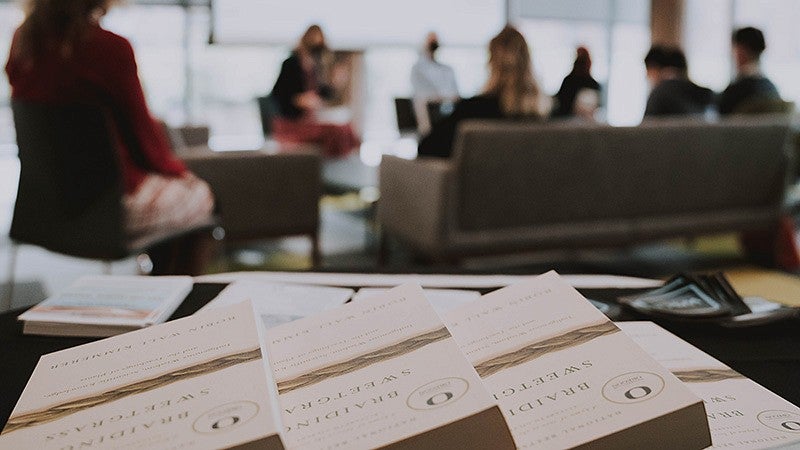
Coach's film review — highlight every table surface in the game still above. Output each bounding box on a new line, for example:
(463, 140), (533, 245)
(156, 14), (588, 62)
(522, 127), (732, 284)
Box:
(2, 283), (799, 430)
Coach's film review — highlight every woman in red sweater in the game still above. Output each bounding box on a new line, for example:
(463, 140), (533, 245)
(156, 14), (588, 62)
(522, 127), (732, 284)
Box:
(5, 0), (214, 235)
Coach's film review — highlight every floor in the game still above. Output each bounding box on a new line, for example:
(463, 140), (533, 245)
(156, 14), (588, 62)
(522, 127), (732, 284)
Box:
(0, 151), (788, 313)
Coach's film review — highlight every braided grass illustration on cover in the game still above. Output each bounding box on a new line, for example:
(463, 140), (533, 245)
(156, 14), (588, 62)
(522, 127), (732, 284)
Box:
(673, 368), (746, 383)
(4, 348), (263, 434)
(474, 321), (620, 378)
(277, 327), (451, 395)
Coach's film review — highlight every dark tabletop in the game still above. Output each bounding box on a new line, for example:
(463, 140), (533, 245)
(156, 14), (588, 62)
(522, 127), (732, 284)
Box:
(1, 283), (798, 429)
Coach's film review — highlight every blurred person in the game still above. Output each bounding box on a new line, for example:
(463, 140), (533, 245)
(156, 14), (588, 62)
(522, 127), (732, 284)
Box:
(411, 31), (459, 134)
(643, 46), (713, 117)
(718, 26), (781, 115)
(270, 24), (360, 158)
(418, 26), (550, 158)
(5, 0), (215, 240)
(552, 46), (601, 119)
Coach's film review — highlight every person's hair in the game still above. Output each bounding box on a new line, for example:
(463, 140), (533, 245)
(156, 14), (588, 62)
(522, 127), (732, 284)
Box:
(297, 24), (327, 53)
(664, 47), (687, 72)
(644, 45), (670, 69)
(483, 26), (543, 117)
(572, 46), (592, 77)
(14, 0), (112, 61)
(733, 26), (766, 58)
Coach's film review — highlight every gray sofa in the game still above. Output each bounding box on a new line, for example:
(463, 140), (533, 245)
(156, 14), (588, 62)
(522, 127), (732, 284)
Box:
(378, 117), (793, 261)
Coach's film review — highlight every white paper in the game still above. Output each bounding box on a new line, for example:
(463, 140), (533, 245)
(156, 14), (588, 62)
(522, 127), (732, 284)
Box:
(196, 271), (661, 289)
(198, 280), (353, 329)
(353, 287), (480, 315)
(18, 275), (192, 327)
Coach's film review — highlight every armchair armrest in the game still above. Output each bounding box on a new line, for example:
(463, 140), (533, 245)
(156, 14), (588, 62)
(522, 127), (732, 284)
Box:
(378, 156), (453, 254)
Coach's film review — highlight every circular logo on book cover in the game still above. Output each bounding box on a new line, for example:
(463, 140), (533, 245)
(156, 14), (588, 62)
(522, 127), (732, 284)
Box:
(193, 401), (260, 434)
(407, 377), (469, 410)
(602, 372), (665, 404)
(757, 410), (800, 433)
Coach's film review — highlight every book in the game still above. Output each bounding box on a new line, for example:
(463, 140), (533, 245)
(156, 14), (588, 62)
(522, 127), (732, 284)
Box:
(18, 275), (193, 337)
(198, 280), (354, 329)
(619, 321), (800, 449)
(352, 287), (480, 316)
(442, 271), (712, 449)
(266, 283), (515, 449)
(1, 301), (285, 449)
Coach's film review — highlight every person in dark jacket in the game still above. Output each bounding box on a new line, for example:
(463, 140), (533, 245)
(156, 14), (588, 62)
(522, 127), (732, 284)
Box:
(270, 25), (359, 157)
(717, 27), (781, 115)
(643, 46), (714, 118)
(417, 26), (549, 158)
(553, 46), (601, 119)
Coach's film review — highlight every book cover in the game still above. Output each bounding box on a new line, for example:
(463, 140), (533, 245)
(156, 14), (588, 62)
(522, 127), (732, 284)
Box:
(2, 301), (285, 450)
(443, 271), (712, 449)
(18, 275), (193, 337)
(198, 280), (353, 329)
(266, 283), (515, 449)
(619, 321), (800, 449)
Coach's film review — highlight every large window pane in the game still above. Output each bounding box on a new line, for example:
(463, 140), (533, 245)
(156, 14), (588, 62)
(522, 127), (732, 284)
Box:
(684, 0), (732, 92)
(0, 3), (24, 150)
(607, 23), (650, 126)
(735, 0), (800, 104)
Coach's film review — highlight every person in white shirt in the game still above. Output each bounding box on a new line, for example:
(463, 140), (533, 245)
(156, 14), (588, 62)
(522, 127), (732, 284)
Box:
(411, 32), (459, 134)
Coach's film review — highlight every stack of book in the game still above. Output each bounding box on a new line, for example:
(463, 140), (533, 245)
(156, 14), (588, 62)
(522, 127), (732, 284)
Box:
(620, 321), (800, 449)
(3, 301), (285, 449)
(4, 271), (798, 449)
(17, 275), (193, 337)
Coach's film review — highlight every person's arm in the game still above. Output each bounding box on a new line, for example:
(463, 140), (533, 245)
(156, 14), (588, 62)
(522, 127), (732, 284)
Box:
(101, 35), (186, 176)
(717, 83), (737, 115)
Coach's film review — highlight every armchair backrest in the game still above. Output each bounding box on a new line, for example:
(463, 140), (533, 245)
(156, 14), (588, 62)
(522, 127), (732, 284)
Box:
(10, 100), (127, 258)
(450, 119), (790, 232)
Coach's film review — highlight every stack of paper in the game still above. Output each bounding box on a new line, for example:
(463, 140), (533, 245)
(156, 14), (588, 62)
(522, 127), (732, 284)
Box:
(2, 301), (286, 449)
(199, 280), (353, 329)
(443, 271), (712, 449)
(266, 283), (515, 449)
(619, 321), (800, 449)
(18, 276), (193, 337)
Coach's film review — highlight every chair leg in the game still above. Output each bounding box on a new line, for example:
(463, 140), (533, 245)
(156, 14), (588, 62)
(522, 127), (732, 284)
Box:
(3, 243), (18, 311)
(310, 233), (321, 268)
(102, 261), (112, 275)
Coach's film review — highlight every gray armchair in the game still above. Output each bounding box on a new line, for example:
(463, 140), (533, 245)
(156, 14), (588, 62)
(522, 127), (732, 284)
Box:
(184, 150), (322, 266)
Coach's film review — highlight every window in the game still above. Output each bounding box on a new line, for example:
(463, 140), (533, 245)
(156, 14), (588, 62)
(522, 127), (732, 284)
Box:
(735, 0), (800, 104)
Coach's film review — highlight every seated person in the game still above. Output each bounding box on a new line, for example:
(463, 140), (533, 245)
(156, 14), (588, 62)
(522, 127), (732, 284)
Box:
(418, 26), (550, 158)
(411, 31), (459, 134)
(718, 26), (781, 115)
(552, 46), (601, 119)
(5, 0), (214, 237)
(270, 25), (360, 158)
(643, 46), (713, 117)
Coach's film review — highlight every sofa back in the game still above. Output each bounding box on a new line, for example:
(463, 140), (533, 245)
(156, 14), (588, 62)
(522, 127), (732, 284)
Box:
(451, 118), (791, 232)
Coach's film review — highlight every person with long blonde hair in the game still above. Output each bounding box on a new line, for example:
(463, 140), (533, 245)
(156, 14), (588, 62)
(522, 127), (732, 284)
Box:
(6, 0), (215, 271)
(418, 26), (549, 157)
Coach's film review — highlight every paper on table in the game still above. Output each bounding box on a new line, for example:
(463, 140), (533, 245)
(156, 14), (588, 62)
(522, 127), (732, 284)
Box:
(353, 287), (480, 315)
(442, 271), (710, 449)
(619, 321), (800, 450)
(18, 275), (193, 327)
(266, 283), (515, 450)
(198, 280), (353, 329)
(196, 271), (662, 289)
(2, 301), (286, 449)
